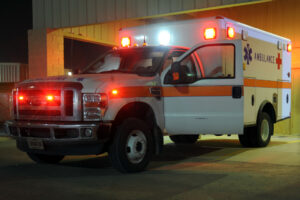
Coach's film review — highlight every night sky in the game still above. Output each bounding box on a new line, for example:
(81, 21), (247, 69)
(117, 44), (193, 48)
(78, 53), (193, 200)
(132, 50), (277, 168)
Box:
(0, 0), (108, 69)
(0, 0), (32, 63)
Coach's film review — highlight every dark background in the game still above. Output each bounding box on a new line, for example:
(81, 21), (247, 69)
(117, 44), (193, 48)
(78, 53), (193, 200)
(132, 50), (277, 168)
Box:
(0, 0), (111, 70)
(64, 39), (112, 71)
(0, 0), (32, 63)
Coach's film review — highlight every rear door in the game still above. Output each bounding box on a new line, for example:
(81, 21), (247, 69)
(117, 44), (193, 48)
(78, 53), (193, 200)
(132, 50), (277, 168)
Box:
(161, 40), (244, 135)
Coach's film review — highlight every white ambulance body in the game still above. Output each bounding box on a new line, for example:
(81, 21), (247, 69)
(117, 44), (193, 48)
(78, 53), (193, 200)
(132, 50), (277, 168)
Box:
(120, 16), (291, 135)
(6, 16), (291, 172)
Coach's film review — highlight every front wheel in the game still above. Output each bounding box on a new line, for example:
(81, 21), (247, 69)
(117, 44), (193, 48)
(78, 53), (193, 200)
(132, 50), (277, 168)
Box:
(27, 153), (64, 164)
(109, 118), (153, 173)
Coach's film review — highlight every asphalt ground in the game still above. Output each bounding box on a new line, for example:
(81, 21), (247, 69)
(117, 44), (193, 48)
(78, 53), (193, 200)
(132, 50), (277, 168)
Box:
(0, 131), (300, 200)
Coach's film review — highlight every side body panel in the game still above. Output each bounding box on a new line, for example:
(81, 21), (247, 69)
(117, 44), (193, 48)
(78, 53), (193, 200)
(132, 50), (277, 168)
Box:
(162, 40), (244, 135)
(231, 20), (292, 126)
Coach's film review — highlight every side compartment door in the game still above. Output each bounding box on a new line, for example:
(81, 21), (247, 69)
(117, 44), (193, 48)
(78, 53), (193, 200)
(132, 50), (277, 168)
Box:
(162, 40), (244, 135)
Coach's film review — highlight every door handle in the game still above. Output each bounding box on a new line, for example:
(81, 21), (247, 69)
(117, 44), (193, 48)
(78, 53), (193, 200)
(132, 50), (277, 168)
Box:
(232, 86), (242, 99)
(150, 87), (161, 99)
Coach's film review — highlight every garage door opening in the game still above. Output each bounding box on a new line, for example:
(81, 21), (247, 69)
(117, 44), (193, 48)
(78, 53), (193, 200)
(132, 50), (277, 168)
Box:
(64, 38), (112, 73)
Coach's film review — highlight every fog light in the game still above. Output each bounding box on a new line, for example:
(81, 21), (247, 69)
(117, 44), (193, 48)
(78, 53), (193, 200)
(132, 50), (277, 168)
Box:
(84, 128), (93, 137)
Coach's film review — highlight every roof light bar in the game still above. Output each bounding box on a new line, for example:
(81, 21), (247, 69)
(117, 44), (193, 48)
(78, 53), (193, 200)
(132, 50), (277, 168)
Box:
(158, 30), (170, 45)
(227, 27), (235, 39)
(121, 37), (131, 47)
(204, 28), (216, 40)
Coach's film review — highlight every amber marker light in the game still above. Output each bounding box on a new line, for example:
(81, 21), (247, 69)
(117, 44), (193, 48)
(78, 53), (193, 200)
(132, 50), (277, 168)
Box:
(121, 37), (131, 47)
(287, 43), (292, 52)
(112, 89), (118, 95)
(227, 27), (235, 39)
(204, 28), (216, 40)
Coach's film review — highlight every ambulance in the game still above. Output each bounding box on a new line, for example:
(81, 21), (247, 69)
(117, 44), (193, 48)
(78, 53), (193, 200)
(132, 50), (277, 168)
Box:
(5, 16), (291, 173)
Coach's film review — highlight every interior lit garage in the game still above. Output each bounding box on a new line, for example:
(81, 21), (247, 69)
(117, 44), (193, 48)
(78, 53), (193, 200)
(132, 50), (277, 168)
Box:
(29, 0), (300, 135)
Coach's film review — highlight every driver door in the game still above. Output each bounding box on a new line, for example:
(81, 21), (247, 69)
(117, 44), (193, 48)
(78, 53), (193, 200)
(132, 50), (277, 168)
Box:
(161, 40), (244, 135)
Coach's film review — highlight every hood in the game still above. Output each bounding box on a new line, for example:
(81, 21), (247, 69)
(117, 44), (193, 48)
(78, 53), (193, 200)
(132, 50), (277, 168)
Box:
(19, 73), (158, 93)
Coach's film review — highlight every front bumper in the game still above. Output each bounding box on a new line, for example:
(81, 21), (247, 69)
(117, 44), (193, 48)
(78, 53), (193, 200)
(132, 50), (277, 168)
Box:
(5, 120), (112, 155)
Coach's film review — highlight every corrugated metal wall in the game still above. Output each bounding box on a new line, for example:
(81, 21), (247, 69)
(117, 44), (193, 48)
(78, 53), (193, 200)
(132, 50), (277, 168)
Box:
(32, 0), (263, 29)
(0, 63), (28, 83)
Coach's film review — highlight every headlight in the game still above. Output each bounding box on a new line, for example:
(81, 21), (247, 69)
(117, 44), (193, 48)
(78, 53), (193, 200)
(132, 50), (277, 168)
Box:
(83, 93), (108, 121)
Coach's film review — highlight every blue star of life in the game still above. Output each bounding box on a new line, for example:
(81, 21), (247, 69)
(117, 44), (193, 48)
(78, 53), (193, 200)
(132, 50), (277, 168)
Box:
(76, 77), (85, 81)
(244, 43), (252, 65)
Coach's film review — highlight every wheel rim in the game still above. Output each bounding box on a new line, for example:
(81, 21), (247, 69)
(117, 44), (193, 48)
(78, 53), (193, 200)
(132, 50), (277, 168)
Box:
(261, 119), (270, 142)
(126, 130), (147, 164)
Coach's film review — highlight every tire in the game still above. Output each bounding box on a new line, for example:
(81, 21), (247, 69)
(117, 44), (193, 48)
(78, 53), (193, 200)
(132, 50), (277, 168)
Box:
(169, 135), (199, 144)
(239, 127), (255, 147)
(109, 118), (153, 173)
(253, 112), (273, 147)
(27, 153), (64, 164)
(239, 112), (273, 148)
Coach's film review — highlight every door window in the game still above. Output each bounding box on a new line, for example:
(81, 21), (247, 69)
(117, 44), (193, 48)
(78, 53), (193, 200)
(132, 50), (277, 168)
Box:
(163, 53), (199, 84)
(161, 50), (186, 72)
(194, 45), (235, 78)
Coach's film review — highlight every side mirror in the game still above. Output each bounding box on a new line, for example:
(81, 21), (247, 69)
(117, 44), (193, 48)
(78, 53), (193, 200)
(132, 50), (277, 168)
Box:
(168, 62), (196, 84)
(170, 62), (181, 84)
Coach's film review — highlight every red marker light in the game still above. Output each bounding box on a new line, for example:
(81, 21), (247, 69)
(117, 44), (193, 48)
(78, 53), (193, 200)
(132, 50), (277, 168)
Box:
(121, 37), (131, 47)
(204, 28), (216, 40)
(46, 95), (54, 101)
(287, 43), (292, 52)
(18, 96), (24, 101)
(227, 27), (235, 39)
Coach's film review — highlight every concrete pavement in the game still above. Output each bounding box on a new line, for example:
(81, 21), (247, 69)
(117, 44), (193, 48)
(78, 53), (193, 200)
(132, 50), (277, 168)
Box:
(0, 134), (300, 200)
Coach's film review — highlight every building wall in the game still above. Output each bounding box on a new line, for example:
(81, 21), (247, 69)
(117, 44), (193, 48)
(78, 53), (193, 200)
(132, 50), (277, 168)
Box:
(28, 29), (48, 78)
(47, 29), (65, 76)
(0, 92), (12, 122)
(0, 63), (28, 123)
(28, 20), (146, 78)
(32, 0), (265, 29)
(0, 84), (14, 122)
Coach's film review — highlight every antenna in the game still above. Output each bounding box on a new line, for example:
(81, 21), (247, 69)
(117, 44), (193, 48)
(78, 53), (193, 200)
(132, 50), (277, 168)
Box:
(142, 20), (147, 46)
(143, 35), (147, 46)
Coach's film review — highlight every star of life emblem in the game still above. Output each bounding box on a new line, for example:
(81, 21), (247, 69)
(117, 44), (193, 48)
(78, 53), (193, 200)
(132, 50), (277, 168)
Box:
(244, 43), (252, 65)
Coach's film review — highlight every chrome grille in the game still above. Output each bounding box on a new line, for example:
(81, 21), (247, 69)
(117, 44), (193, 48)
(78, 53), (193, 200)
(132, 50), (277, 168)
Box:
(14, 82), (83, 121)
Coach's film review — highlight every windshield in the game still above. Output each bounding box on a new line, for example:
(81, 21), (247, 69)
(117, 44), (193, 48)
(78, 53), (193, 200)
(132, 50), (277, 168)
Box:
(82, 47), (170, 76)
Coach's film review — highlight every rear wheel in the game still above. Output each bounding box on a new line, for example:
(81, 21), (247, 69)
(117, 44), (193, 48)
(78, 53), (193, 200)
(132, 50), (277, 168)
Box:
(169, 135), (199, 144)
(239, 127), (255, 147)
(239, 112), (273, 147)
(254, 112), (273, 147)
(27, 153), (64, 164)
(109, 118), (153, 173)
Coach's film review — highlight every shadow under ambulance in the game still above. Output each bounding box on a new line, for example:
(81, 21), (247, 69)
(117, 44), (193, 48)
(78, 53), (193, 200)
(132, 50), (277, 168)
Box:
(58, 137), (289, 171)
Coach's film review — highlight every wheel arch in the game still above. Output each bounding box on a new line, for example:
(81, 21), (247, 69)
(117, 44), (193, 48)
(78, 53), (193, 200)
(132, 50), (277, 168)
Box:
(257, 100), (276, 124)
(111, 101), (163, 154)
